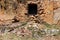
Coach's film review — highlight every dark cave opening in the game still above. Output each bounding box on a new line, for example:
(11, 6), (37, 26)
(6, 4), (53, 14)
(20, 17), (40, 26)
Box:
(28, 4), (37, 15)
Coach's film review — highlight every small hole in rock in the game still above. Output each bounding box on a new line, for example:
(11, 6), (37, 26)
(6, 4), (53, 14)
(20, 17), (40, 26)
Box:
(28, 3), (37, 15)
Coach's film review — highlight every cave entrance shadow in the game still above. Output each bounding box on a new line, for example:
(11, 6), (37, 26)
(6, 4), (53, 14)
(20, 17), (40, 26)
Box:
(28, 4), (37, 15)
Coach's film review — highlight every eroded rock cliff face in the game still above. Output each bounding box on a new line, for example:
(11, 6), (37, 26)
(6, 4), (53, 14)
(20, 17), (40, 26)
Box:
(0, 0), (60, 25)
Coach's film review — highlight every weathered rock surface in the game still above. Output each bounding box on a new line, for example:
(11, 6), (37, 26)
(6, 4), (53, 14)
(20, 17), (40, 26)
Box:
(0, 0), (60, 26)
(54, 8), (60, 24)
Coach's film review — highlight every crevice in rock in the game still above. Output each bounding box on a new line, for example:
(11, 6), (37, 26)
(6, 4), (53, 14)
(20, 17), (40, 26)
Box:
(12, 16), (19, 23)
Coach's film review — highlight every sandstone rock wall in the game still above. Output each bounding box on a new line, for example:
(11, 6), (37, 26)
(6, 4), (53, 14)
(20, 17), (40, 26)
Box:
(0, 0), (60, 24)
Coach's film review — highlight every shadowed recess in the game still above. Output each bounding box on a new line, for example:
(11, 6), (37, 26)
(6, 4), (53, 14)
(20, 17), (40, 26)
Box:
(28, 4), (37, 15)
